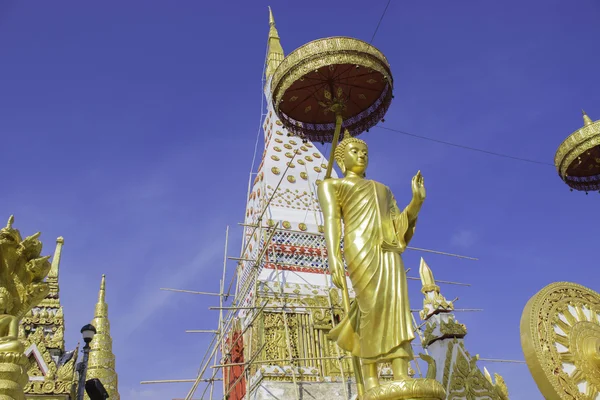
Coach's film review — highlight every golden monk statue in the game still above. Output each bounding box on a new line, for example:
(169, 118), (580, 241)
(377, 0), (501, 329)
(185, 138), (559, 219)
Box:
(318, 131), (445, 399)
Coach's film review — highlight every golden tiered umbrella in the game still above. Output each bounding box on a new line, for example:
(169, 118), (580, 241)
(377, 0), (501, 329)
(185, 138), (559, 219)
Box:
(271, 36), (393, 179)
(271, 36), (394, 397)
(555, 111), (600, 194)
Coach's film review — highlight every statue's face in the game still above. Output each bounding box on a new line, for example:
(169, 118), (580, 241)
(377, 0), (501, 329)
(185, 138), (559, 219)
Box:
(343, 142), (368, 175)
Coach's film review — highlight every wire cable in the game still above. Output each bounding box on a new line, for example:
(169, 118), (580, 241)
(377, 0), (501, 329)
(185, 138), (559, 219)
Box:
(375, 125), (554, 166)
(371, 0), (392, 43)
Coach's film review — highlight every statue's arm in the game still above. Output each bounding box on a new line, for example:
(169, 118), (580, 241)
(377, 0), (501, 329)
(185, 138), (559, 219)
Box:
(391, 192), (422, 247)
(403, 196), (424, 225)
(317, 180), (343, 268)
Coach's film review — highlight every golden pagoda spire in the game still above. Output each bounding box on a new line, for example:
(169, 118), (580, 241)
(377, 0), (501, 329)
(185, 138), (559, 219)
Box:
(419, 258), (454, 320)
(266, 6), (285, 79)
(85, 275), (120, 400)
(582, 110), (593, 126)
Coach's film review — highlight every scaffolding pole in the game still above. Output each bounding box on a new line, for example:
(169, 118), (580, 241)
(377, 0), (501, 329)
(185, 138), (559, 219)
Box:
(306, 169), (352, 399)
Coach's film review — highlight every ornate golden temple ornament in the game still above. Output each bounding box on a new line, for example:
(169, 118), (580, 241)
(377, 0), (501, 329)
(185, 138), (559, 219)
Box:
(419, 258), (454, 321)
(521, 281), (600, 399)
(555, 111), (600, 193)
(0, 216), (53, 399)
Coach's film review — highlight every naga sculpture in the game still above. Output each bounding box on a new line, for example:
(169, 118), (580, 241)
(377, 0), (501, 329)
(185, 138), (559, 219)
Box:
(0, 216), (52, 399)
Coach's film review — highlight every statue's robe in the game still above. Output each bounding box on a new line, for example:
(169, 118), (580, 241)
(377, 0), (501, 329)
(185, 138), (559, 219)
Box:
(326, 178), (416, 364)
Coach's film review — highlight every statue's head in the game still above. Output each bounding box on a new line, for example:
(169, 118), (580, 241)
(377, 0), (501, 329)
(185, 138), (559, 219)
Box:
(0, 287), (14, 314)
(334, 130), (368, 177)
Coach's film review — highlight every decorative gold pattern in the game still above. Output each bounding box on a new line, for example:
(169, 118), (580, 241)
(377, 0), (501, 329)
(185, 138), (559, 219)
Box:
(447, 344), (504, 399)
(440, 318), (468, 338)
(363, 378), (446, 400)
(521, 281), (600, 400)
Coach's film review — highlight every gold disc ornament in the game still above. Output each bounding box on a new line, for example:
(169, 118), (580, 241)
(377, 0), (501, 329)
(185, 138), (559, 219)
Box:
(521, 282), (600, 399)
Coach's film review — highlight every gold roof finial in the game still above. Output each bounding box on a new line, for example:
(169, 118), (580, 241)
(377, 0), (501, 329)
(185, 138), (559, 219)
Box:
(98, 274), (106, 304)
(582, 110), (593, 126)
(48, 237), (64, 281)
(87, 274), (120, 399)
(419, 257), (439, 294)
(268, 6), (275, 25)
(265, 7), (285, 79)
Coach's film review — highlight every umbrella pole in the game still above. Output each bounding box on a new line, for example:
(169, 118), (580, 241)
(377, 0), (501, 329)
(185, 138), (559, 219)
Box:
(324, 112), (343, 180)
(324, 110), (366, 398)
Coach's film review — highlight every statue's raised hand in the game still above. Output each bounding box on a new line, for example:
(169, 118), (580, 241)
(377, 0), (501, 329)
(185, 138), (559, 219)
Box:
(411, 170), (426, 202)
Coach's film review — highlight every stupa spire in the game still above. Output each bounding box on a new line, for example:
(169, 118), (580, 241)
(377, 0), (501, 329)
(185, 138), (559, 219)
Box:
(265, 6), (285, 79)
(85, 275), (119, 400)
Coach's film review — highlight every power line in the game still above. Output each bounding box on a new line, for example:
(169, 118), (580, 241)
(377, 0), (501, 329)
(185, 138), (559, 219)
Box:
(371, 0), (392, 43)
(375, 125), (554, 166)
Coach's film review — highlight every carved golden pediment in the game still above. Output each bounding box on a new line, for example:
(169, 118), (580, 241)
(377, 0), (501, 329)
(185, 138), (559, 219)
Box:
(445, 342), (509, 400)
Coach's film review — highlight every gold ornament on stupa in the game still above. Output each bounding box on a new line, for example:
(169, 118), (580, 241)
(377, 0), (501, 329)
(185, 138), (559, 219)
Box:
(521, 281), (600, 399)
(555, 110), (600, 193)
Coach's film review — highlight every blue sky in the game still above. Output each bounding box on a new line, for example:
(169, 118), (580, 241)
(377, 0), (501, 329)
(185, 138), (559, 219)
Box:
(1, 1), (599, 399)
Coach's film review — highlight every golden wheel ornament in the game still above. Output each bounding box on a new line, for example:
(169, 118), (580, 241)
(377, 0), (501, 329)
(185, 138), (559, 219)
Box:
(521, 282), (600, 399)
